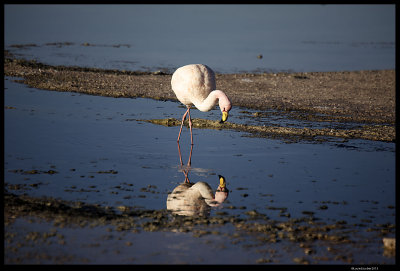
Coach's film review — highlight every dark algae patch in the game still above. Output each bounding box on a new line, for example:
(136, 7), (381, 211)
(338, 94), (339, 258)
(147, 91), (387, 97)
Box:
(4, 192), (395, 264)
(138, 118), (394, 142)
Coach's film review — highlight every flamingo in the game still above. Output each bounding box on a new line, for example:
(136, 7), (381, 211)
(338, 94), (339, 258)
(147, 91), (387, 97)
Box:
(177, 141), (193, 183)
(171, 64), (232, 145)
(166, 175), (229, 216)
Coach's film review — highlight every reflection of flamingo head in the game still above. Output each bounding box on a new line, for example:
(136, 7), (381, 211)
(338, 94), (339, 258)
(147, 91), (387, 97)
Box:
(218, 175), (226, 189)
(215, 175), (229, 203)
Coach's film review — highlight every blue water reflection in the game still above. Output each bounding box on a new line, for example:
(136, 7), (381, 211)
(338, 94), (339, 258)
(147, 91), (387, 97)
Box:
(4, 77), (395, 224)
(4, 76), (395, 264)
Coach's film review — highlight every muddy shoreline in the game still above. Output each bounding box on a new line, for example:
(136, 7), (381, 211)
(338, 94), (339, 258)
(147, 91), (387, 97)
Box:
(4, 191), (395, 264)
(4, 54), (395, 124)
(137, 118), (394, 143)
(4, 52), (395, 142)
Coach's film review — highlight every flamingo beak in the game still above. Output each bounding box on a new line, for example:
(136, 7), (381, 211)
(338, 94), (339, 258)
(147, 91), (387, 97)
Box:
(220, 111), (228, 123)
(218, 175), (226, 189)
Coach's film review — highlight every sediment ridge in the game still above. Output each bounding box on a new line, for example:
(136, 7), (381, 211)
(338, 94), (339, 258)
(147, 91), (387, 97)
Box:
(4, 52), (395, 142)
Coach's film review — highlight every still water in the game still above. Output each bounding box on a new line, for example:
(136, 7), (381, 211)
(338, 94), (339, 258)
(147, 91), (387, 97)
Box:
(3, 4), (396, 264)
(4, 77), (395, 264)
(4, 4), (395, 73)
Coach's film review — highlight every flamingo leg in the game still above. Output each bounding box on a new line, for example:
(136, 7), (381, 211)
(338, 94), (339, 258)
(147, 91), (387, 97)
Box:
(183, 167), (190, 183)
(177, 108), (190, 143)
(178, 142), (193, 183)
(177, 141), (184, 167)
(187, 143), (193, 166)
(177, 141), (194, 183)
(187, 107), (194, 145)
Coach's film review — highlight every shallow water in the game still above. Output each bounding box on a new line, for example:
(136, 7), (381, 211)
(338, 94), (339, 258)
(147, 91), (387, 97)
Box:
(4, 77), (395, 264)
(4, 5), (395, 73)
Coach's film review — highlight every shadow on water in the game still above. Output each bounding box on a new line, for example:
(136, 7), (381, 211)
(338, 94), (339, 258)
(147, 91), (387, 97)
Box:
(4, 77), (395, 264)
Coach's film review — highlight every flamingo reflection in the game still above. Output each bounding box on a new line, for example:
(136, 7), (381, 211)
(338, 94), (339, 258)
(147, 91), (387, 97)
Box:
(167, 143), (229, 216)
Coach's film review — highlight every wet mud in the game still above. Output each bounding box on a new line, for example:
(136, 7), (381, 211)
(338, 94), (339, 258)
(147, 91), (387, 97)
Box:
(138, 118), (394, 143)
(4, 191), (395, 264)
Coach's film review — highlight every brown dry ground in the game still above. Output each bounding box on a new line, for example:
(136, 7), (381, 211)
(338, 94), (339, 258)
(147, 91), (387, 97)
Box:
(4, 53), (396, 142)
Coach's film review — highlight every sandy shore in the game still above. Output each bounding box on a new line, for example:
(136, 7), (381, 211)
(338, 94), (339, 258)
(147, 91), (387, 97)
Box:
(4, 52), (395, 142)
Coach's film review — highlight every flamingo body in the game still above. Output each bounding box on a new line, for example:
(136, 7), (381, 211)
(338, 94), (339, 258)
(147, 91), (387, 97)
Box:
(171, 64), (232, 144)
(167, 180), (228, 216)
(171, 64), (217, 110)
(166, 182), (214, 216)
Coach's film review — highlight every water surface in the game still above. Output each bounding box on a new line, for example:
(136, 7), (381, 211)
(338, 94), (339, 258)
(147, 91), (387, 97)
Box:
(4, 77), (395, 264)
(4, 4), (395, 73)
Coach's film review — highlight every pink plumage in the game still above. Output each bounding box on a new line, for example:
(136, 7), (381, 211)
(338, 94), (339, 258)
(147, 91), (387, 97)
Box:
(171, 64), (232, 145)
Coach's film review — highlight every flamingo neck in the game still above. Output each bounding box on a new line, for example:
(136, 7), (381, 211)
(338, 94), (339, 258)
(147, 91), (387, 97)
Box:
(191, 182), (214, 200)
(193, 90), (228, 112)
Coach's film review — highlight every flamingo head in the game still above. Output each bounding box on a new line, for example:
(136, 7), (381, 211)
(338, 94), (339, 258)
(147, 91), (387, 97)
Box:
(215, 175), (229, 203)
(218, 175), (226, 188)
(219, 101), (232, 123)
(214, 89), (231, 123)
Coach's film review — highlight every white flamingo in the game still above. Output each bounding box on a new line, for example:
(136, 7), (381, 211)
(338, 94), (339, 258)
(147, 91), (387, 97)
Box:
(171, 64), (232, 145)
(166, 175), (229, 216)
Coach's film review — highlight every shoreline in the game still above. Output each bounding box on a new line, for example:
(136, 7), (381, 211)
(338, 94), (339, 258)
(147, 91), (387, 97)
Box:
(4, 54), (396, 264)
(4, 53), (395, 142)
(4, 190), (395, 264)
